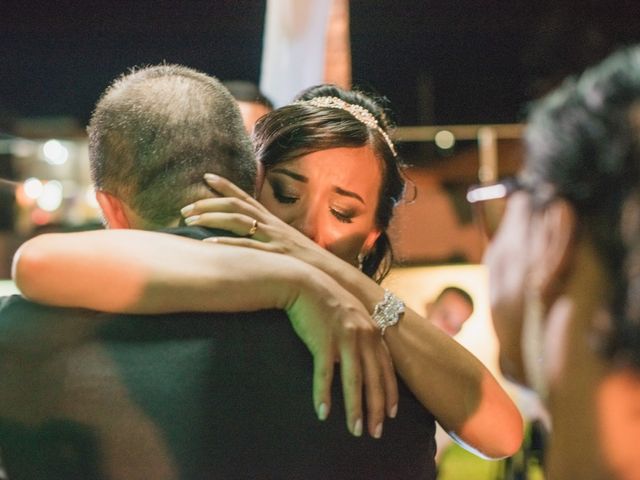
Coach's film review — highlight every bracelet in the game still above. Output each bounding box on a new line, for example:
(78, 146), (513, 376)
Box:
(372, 289), (405, 336)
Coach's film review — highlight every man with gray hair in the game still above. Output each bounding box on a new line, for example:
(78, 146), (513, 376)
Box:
(89, 65), (257, 228)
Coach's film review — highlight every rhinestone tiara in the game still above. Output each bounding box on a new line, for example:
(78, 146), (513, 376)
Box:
(295, 96), (397, 157)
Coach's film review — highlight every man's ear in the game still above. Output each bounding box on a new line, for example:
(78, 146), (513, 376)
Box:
(95, 191), (131, 229)
(530, 198), (578, 300)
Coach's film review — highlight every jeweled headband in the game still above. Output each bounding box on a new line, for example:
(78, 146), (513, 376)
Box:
(295, 96), (398, 157)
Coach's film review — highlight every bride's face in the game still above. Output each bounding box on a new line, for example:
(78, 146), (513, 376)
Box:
(258, 146), (382, 266)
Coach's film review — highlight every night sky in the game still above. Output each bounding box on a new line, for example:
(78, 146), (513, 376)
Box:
(1, 0), (640, 129)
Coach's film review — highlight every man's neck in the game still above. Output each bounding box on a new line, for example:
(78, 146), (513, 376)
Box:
(129, 218), (181, 230)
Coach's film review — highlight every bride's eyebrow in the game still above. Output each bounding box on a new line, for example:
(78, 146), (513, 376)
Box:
(334, 186), (365, 205)
(270, 167), (308, 183)
(270, 167), (365, 204)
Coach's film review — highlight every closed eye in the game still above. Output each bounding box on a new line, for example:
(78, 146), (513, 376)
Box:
(331, 207), (354, 223)
(274, 190), (298, 204)
(270, 180), (299, 204)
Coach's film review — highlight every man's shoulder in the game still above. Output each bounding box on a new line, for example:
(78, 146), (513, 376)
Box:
(0, 294), (100, 354)
(0, 293), (290, 348)
(0, 294), (88, 319)
(98, 308), (291, 344)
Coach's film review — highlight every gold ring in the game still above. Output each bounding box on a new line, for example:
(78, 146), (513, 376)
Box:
(247, 219), (258, 237)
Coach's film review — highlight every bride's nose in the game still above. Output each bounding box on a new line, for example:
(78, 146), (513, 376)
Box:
(292, 210), (325, 247)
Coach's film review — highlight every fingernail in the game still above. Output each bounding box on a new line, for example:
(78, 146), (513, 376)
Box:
(204, 173), (219, 182)
(180, 204), (194, 216)
(353, 418), (363, 437)
(317, 403), (328, 421)
(374, 422), (383, 439)
(184, 215), (200, 225)
(203, 238), (218, 243)
(390, 404), (398, 419)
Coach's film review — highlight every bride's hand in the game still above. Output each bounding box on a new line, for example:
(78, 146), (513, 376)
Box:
(181, 173), (329, 267)
(181, 174), (399, 437)
(289, 275), (399, 438)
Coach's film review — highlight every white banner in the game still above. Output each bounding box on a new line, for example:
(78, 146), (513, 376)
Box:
(260, 0), (332, 107)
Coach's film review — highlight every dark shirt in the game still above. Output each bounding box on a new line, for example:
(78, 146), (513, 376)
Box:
(0, 227), (436, 479)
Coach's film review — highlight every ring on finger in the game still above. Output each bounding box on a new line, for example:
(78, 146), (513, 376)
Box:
(247, 219), (259, 237)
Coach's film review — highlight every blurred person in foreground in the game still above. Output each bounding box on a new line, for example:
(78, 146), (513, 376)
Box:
(470, 45), (640, 479)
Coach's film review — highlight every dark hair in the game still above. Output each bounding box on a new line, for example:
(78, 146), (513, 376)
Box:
(89, 65), (256, 228)
(253, 84), (405, 282)
(523, 45), (640, 367)
(224, 80), (274, 110)
(435, 286), (474, 312)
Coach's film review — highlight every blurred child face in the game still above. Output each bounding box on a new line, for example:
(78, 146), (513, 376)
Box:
(429, 291), (474, 336)
(259, 146), (382, 266)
